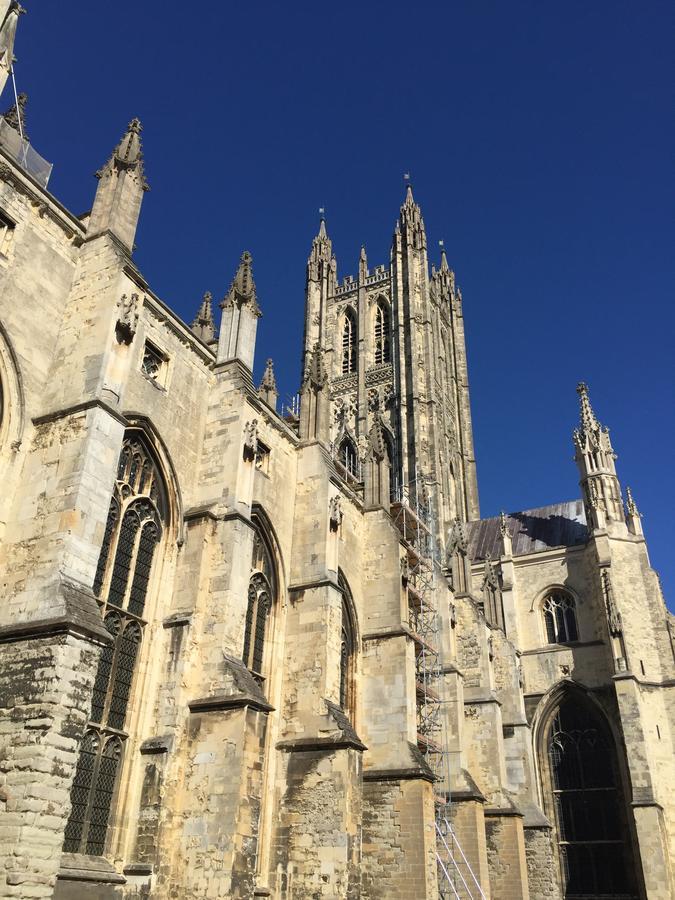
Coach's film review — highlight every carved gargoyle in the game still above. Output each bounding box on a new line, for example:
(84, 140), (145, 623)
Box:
(243, 419), (259, 462)
(116, 292), (141, 344)
(329, 495), (343, 532)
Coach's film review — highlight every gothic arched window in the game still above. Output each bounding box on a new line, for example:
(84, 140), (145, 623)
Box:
(338, 571), (356, 717)
(338, 436), (358, 478)
(341, 308), (357, 374)
(64, 433), (166, 856)
(544, 693), (637, 898)
(543, 591), (579, 644)
(374, 300), (391, 365)
(242, 525), (277, 679)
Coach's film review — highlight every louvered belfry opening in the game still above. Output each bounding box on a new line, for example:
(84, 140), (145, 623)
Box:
(547, 695), (638, 899)
(63, 433), (166, 856)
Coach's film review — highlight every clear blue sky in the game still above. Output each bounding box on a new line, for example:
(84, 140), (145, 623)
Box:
(7, 2), (674, 605)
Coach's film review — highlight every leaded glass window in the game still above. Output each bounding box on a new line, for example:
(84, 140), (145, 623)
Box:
(342, 309), (357, 374)
(338, 572), (356, 716)
(374, 300), (391, 365)
(543, 592), (579, 644)
(64, 431), (166, 857)
(242, 525), (276, 678)
(546, 696), (637, 898)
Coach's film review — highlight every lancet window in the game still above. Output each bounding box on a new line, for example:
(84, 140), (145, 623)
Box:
(374, 300), (391, 365)
(341, 308), (357, 374)
(543, 591), (578, 644)
(242, 524), (277, 678)
(338, 436), (358, 479)
(338, 571), (356, 716)
(63, 433), (166, 856)
(545, 694), (637, 898)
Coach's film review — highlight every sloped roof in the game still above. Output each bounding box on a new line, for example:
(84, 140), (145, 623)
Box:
(467, 500), (588, 561)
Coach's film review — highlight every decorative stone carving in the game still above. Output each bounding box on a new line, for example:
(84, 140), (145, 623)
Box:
(601, 570), (622, 637)
(329, 495), (343, 532)
(116, 292), (141, 344)
(243, 419), (258, 462)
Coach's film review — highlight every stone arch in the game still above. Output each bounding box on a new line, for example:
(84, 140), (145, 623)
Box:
(0, 319), (25, 457)
(532, 681), (641, 899)
(338, 568), (359, 722)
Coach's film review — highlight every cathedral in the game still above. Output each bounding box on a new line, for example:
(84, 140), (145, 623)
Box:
(0, 5), (673, 899)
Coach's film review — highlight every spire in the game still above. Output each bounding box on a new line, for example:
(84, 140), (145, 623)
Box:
(0, 2), (23, 100)
(576, 382), (601, 439)
(87, 118), (149, 252)
(258, 358), (278, 410)
(222, 251), (261, 316)
(216, 251), (261, 370)
(572, 382), (623, 530)
(430, 240), (456, 303)
(308, 211), (334, 278)
(190, 291), (215, 343)
(397, 180), (426, 250)
(2, 90), (26, 139)
(95, 118), (148, 190)
(624, 486), (643, 536)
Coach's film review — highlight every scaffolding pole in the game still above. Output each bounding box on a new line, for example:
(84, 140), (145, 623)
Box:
(391, 472), (485, 900)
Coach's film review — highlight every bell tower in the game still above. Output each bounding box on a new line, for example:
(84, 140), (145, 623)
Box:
(299, 186), (479, 534)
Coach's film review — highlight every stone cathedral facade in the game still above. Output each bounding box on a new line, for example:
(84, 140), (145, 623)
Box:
(0, 9), (674, 900)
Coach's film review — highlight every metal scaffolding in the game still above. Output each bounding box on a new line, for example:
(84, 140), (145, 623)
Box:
(391, 473), (486, 900)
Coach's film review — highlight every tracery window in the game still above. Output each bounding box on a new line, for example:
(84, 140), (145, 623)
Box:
(543, 591), (578, 644)
(546, 695), (637, 898)
(242, 525), (277, 678)
(338, 436), (358, 479)
(374, 300), (391, 365)
(341, 308), (357, 374)
(338, 571), (356, 716)
(63, 433), (166, 856)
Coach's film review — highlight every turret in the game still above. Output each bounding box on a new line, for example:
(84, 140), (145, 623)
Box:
(0, 2), (22, 100)
(573, 382), (625, 530)
(217, 251), (261, 372)
(87, 118), (149, 253)
(302, 214), (336, 378)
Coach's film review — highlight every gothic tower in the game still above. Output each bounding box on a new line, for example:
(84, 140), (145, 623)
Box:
(300, 185), (479, 534)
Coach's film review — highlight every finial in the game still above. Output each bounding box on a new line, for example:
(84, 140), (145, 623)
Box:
(190, 291), (215, 342)
(261, 358), (277, 391)
(439, 240), (449, 272)
(499, 511), (508, 537)
(625, 487), (640, 518)
(96, 117), (148, 190)
(222, 251), (261, 316)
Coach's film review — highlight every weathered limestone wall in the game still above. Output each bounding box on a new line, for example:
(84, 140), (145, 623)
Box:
(361, 778), (436, 900)
(0, 634), (102, 898)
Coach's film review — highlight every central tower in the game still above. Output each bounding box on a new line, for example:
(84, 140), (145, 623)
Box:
(300, 186), (479, 535)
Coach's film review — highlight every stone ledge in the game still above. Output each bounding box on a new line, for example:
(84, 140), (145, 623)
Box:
(162, 611), (192, 628)
(32, 397), (129, 428)
(363, 767), (435, 784)
(123, 863), (152, 876)
(0, 579), (111, 647)
(59, 854), (125, 884)
(140, 735), (172, 755)
(189, 691), (274, 714)
(276, 735), (366, 753)
(288, 577), (338, 594)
